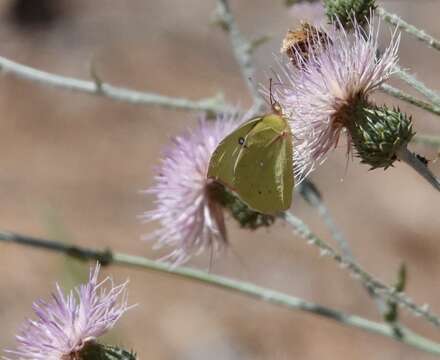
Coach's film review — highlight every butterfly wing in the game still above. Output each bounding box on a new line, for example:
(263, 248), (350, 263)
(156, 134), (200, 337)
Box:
(207, 117), (262, 190)
(234, 114), (294, 214)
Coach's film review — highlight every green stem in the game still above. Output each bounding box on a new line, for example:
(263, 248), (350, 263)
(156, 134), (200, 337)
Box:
(380, 84), (440, 117)
(1, 231), (440, 355)
(377, 7), (440, 52)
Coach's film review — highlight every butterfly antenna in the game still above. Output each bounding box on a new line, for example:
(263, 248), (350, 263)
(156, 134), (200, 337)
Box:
(269, 78), (274, 106)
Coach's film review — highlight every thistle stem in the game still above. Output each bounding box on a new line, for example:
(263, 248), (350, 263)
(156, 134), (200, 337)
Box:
(1, 230), (440, 355)
(396, 146), (440, 191)
(0, 55), (232, 114)
(377, 7), (440, 52)
(299, 181), (353, 258)
(282, 212), (440, 328)
(215, 0), (265, 113)
(394, 65), (440, 106)
(380, 84), (440, 117)
(298, 181), (386, 312)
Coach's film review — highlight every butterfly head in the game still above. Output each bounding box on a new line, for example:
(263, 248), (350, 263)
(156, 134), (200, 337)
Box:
(269, 78), (284, 117)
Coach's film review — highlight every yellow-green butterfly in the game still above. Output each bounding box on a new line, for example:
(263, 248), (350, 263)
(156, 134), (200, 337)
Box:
(208, 101), (294, 215)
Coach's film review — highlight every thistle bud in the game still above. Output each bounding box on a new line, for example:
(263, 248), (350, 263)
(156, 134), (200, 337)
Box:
(323, 0), (377, 28)
(348, 105), (414, 169)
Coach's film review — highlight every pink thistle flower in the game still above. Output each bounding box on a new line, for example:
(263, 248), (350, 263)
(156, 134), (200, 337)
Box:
(274, 16), (400, 181)
(4, 263), (130, 360)
(141, 114), (240, 265)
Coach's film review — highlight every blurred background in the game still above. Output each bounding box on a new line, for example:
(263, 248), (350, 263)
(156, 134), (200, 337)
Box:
(0, 0), (440, 358)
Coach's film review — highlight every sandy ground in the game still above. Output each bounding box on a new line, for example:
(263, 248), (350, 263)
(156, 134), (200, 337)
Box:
(0, 0), (440, 359)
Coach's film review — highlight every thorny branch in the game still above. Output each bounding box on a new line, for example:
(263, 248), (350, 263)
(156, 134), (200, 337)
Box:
(283, 212), (440, 330)
(215, 0), (265, 113)
(1, 230), (440, 356)
(0, 55), (233, 114)
(380, 83), (440, 117)
(394, 65), (440, 106)
(298, 181), (386, 314)
(378, 7), (440, 52)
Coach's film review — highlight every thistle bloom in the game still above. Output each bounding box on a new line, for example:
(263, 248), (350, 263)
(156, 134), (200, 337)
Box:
(4, 263), (130, 360)
(274, 16), (400, 180)
(141, 114), (240, 265)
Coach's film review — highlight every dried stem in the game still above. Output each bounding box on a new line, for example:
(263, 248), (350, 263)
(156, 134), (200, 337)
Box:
(283, 212), (440, 329)
(377, 7), (440, 52)
(1, 230), (440, 355)
(0, 55), (233, 114)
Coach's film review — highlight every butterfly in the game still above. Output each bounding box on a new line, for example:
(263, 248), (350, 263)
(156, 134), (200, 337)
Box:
(208, 97), (294, 215)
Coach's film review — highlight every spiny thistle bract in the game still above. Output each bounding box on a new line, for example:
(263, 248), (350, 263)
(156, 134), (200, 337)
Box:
(349, 106), (415, 169)
(324, 0), (377, 28)
(79, 343), (137, 360)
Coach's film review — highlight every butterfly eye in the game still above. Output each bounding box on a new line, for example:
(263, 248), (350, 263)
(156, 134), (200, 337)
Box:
(238, 137), (245, 145)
